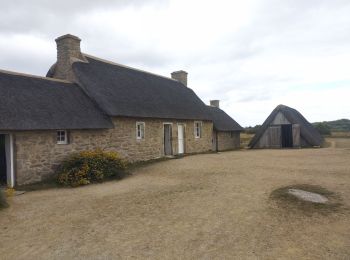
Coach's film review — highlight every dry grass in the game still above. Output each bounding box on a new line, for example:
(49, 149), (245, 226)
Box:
(331, 131), (350, 138)
(240, 132), (254, 148)
(0, 189), (8, 209)
(1, 147), (350, 259)
(325, 137), (350, 148)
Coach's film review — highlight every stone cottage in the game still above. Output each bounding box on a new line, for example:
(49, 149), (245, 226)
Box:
(0, 34), (242, 187)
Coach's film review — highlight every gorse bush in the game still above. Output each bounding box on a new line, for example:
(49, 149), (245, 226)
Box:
(57, 149), (128, 187)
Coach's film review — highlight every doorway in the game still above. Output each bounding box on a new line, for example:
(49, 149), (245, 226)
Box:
(0, 134), (13, 187)
(164, 124), (172, 155)
(281, 124), (293, 148)
(0, 135), (7, 185)
(212, 130), (218, 152)
(177, 124), (185, 154)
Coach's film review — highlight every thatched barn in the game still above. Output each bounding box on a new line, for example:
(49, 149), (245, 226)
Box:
(249, 104), (323, 148)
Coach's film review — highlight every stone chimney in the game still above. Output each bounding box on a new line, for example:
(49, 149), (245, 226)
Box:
(53, 34), (85, 81)
(210, 100), (220, 108)
(171, 70), (188, 87)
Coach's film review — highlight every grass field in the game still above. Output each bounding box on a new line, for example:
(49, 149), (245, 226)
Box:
(240, 132), (254, 148)
(241, 131), (350, 148)
(330, 131), (350, 138)
(1, 145), (349, 259)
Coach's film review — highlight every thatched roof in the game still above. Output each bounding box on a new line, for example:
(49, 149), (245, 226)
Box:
(0, 70), (113, 130)
(207, 106), (243, 131)
(249, 104), (323, 148)
(71, 54), (211, 120)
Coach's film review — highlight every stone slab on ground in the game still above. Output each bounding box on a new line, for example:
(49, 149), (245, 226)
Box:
(288, 188), (328, 203)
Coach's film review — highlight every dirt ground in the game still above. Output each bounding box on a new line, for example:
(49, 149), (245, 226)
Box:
(1, 146), (350, 259)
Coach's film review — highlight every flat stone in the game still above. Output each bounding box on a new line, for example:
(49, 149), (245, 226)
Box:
(288, 189), (328, 203)
(14, 190), (26, 196)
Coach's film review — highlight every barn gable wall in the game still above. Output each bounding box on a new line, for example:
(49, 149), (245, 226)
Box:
(271, 112), (290, 125)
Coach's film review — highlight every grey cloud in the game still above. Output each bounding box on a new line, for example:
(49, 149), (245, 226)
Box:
(0, 0), (168, 33)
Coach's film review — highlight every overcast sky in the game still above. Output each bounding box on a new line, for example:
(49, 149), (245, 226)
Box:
(0, 0), (349, 126)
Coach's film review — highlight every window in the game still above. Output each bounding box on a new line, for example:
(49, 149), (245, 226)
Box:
(194, 121), (202, 138)
(136, 122), (145, 139)
(57, 130), (68, 144)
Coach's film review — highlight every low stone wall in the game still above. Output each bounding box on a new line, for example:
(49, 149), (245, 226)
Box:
(14, 117), (213, 185)
(217, 131), (240, 151)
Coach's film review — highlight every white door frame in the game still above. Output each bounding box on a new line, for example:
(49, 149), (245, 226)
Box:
(9, 134), (15, 188)
(177, 124), (185, 154)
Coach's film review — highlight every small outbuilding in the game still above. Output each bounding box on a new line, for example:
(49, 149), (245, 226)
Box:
(208, 100), (243, 151)
(249, 104), (323, 149)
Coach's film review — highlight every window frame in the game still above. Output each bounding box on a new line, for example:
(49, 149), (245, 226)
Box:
(56, 130), (68, 145)
(194, 121), (202, 139)
(136, 122), (145, 140)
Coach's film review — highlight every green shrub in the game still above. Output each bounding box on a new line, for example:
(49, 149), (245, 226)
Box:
(314, 122), (331, 136)
(57, 149), (128, 187)
(0, 189), (8, 209)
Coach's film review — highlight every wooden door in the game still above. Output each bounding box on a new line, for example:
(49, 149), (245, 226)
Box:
(212, 130), (217, 151)
(268, 126), (281, 148)
(177, 124), (185, 154)
(292, 124), (300, 147)
(164, 124), (172, 155)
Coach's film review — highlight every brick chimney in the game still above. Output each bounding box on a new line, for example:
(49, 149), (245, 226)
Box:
(171, 70), (188, 87)
(210, 100), (220, 108)
(53, 34), (85, 81)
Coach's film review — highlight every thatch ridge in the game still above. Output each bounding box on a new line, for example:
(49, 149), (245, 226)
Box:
(83, 54), (179, 83)
(0, 69), (71, 83)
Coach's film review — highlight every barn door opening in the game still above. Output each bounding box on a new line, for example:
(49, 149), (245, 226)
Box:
(281, 124), (293, 148)
(164, 124), (172, 156)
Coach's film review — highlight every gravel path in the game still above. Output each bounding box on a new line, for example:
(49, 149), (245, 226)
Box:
(1, 147), (350, 259)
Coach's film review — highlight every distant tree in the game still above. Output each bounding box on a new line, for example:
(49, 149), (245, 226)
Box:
(244, 125), (261, 134)
(313, 119), (350, 132)
(313, 122), (331, 135)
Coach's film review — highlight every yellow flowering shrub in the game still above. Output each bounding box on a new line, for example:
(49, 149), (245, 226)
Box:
(57, 149), (128, 187)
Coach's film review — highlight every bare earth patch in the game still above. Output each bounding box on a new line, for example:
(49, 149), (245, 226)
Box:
(1, 147), (350, 259)
(270, 184), (345, 216)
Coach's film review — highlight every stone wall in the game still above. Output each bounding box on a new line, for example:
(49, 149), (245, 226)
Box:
(14, 117), (213, 185)
(217, 131), (240, 151)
